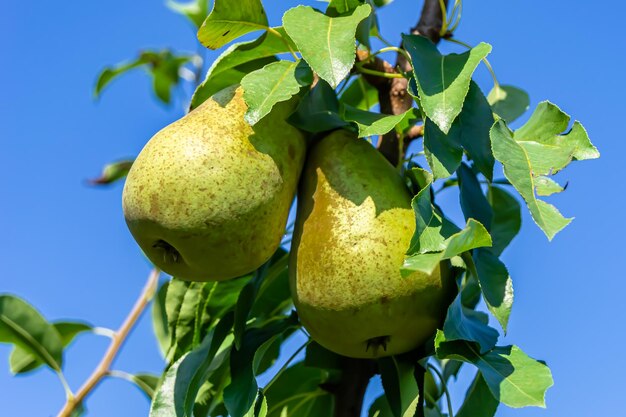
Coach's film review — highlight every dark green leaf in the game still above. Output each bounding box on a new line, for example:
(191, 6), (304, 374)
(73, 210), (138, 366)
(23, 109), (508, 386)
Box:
(88, 159), (133, 186)
(456, 372), (499, 417)
(487, 85), (529, 123)
(378, 356), (420, 417)
(288, 80), (349, 133)
(457, 163), (492, 229)
(10, 321), (91, 374)
(0, 295), (63, 372)
(435, 334), (553, 408)
(152, 281), (170, 358)
(224, 314), (299, 417)
(198, 0), (269, 50)
(474, 249), (513, 332)
(265, 362), (335, 417)
(442, 295), (499, 354)
(150, 313), (234, 417)
(167, 0), (209, 28)
(250, 249), (291, 318)
(191, 28), (296, 109)
(283, 5), (372, 87)
(403, 35), (491, 133)
(423, 119), (463, 180)
(487, 186), (521, 256)
(340, 77), (378, 110)
(241, 60), (312, 125)
(304, 342), (342, 370)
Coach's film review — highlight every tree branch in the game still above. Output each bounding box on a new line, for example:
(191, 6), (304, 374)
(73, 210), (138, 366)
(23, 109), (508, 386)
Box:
(375, 0), (450, 166)
(56, 268), (160, 417)
(331, 358), (377, 417)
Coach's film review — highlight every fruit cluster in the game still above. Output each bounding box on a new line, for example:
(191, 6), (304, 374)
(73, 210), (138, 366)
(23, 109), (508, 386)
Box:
(123, 85), (454, 359)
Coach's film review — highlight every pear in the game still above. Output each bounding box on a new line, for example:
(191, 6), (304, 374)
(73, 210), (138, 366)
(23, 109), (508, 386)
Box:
(123, 86), (306, 281)
(290, 130), (455, 358)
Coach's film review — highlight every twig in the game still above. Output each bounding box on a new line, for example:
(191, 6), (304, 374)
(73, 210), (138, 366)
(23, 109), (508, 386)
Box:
(56, 268), (160, 417)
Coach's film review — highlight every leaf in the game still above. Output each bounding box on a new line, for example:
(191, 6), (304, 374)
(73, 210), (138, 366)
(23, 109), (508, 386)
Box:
(10, 321), (90, 374)
(423, 119), (463, 180)
(288, 80), (349, 133)
(327, 0), (365, 15)
(167, 0), (209, 28)
(250, 249), (292, 318)
(436, 336), (553, 408)
(241, 60), (312, 125)
(305, 342), (342, 370)
(0, 295), (63, 372)
(474, 249), (513, 333)
(95, 50), (192, 104)
(283, 5), (372, 88)
(457, 163), (492, 230)
(88, 159), (133, 186)
(342, 105), (418, 137)
(166, 277), (248, 361)
(487, 85), (529, 123)
(339, 76), (378, 110)
(456, 372), (499, 417)
(152, 281), (170, 358)
(442, 295), (499, 354)
(378, 356), (420, 417)
(490, 120), (572, 240)
(403, 219), (492, 276)
(403, 34), (492, 133)
(535, 176), (565, 196)
(265, 362), (335, 417)
(224, 314), (299, 417)
(150, 313), (234, 417)
(191, 28), (296, 109)
(197, 0), (269, 50)
(487, 186), (521, 256)
(129, 373), (160, 399)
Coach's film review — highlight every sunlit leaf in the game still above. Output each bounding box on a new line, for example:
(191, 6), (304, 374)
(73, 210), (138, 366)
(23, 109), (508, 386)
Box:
(341, 105), (418, 138)
(198, 0), (269, 50)
(487, 85), (529, 123)
(167, 0), (209, 28)
(88, 159), (133, 186)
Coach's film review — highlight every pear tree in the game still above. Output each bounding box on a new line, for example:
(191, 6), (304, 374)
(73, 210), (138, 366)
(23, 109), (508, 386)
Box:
(0, 1), (599, 417)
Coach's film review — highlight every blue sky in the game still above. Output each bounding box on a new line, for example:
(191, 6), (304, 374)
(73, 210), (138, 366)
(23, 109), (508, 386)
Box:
(1, 1), (624, 416)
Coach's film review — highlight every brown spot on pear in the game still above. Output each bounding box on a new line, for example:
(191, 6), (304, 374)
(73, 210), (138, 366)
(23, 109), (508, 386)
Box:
(123, 86), (306, 281)
(289, 130), (455, 358)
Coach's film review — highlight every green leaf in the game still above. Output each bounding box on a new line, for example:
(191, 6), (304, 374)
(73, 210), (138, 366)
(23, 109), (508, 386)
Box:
(88, 159), (133, 186)
(265, 362), (335, 417)
(535, 176), (565, 196)
(128, 373), (160, 399)
(403, 219), (492, 275)
(197, 0), (269, 50)
(167, 0), (209, 28)
(458, 163), (492, 230)
(152, 281), (170, 358)
(342, 105), (418, 138)
(474, 249), (513, 333)
(423, 81), (494, 180)
(150, 313), (234, 417)
(327, 0), (365, 15)
(166, 277), (248, 362)
(404, 168), (458, 256)
(288, 80), (349, 133)
(304, 342), (343, 370)
(378, 356), (420, 417)
(241, 60), (312, 125)
(0, 295), (63, 372)
(250, 249), (292, 318)
(340, 76), (378, 110)
(456, 372), (499, 417)
(436, 334), (553, 408)
(95, 51), (192, 104)
(283, 5), (372, 88)
(10, 321), (91, 374)
(487, 186), (521, 256)
(403, 34), (492, 134)
(490, 120), (572, 240)
(224, 314), (299, 417)
(190, 28), (296, 109)
(442, 295), (499, 354)
(487, 85), (529, 123)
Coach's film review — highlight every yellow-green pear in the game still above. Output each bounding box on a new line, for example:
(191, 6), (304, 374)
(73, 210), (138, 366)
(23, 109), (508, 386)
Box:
(290, 130), (455, 358)
(123, 86), (306, 281)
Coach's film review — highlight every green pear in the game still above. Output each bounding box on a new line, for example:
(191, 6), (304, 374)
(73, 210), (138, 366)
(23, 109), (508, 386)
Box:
(123, 86), (306, 281)
(290, 130), (455, 358)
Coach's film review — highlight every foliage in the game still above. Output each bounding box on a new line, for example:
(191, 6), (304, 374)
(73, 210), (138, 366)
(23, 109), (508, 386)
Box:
(1, 1), (598, 417)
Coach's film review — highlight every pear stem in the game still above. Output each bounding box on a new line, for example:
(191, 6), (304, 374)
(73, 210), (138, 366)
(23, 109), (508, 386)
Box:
(55, 268), (160, 417)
